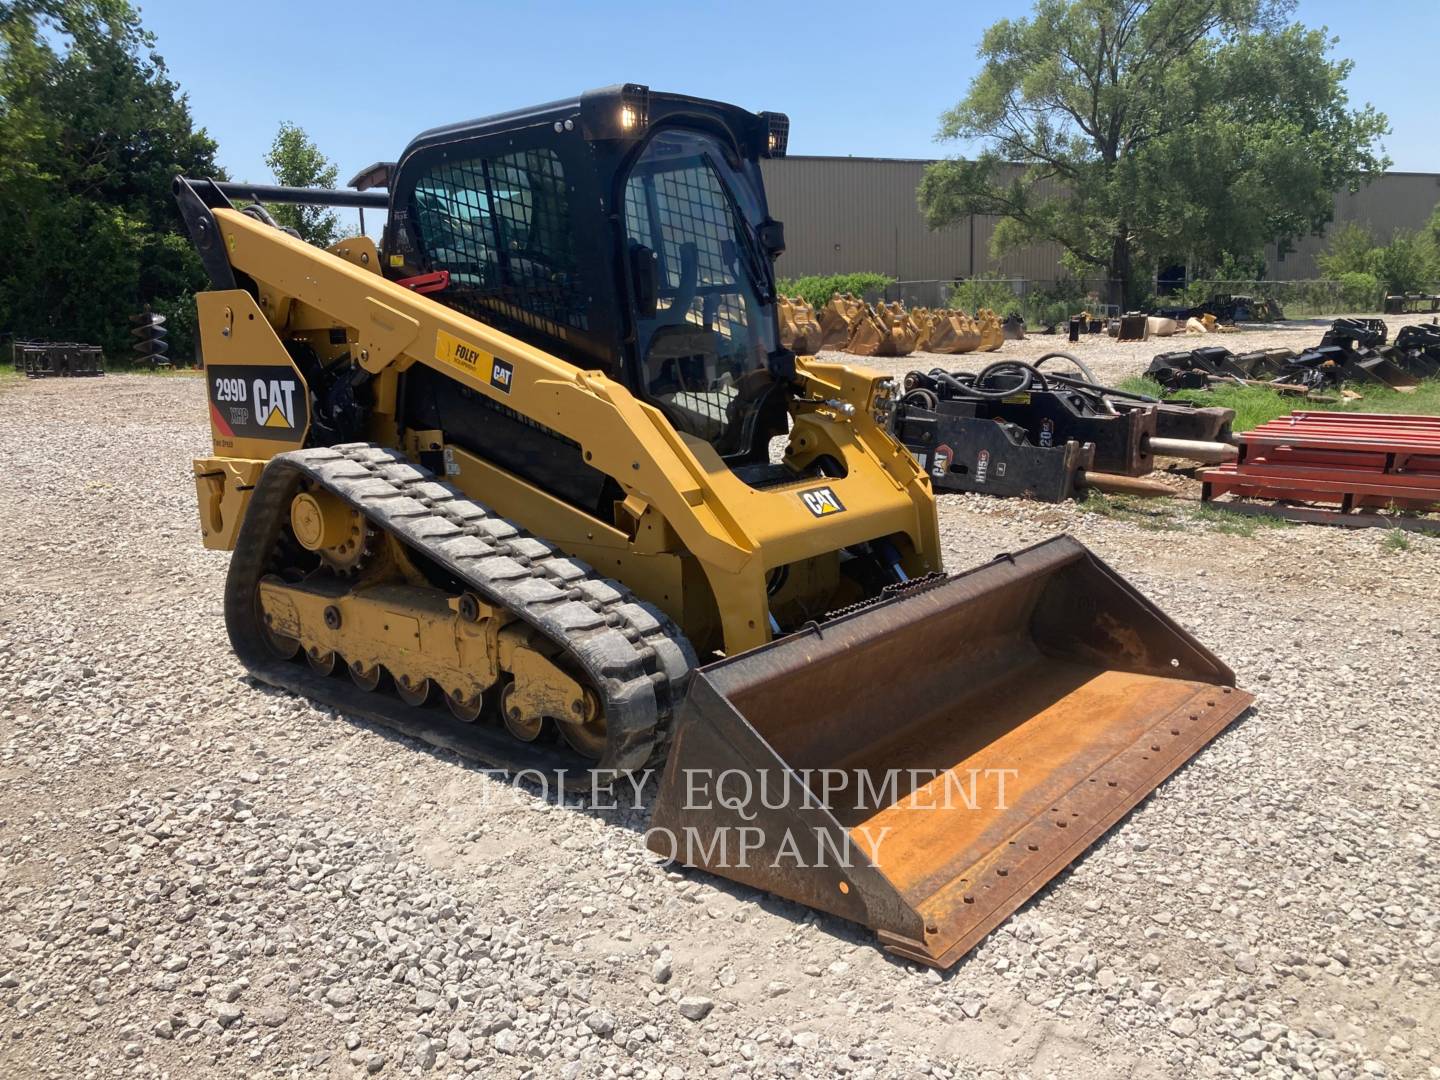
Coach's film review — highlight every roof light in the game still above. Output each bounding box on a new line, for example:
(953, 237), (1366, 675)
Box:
(618, 84), (649, 135)
(759, 112), (789, 157)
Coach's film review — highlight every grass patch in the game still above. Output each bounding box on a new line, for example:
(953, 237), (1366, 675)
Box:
(1080, 489), (1297, 538)
(1381, 529), (1412, 553)
(1188, 503), (1295, 537)
(1119, 375), (1440, 432)
(0, 362), (199, 380)
(1078, 491), (1183, 530)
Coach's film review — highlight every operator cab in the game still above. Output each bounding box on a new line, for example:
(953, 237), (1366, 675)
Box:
(383, 85), (792, 467)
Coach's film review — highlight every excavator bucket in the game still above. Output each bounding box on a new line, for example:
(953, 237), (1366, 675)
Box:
(648, 535), (1251, 968)
(792, 299), (823, 355)
(845, 302), (918, 357)
(976, 308), (1005, 351)
(927, 311), (982, 354)
(819, 294), (864, 349)
(910, 307), (934, 352)
(778, 296), (825, 355)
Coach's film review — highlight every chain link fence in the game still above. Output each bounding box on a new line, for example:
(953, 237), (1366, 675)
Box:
(878, 277), (1440, 322)
(883, 278), (1121, 327)
(1173, 280), (1365, 319)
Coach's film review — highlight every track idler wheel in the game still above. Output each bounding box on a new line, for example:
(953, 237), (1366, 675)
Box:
(259, 613), (301, 660)
(558, 689), (606, 760)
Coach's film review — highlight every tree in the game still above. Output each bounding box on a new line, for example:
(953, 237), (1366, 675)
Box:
(918, 0), (1390, 304)
(1369, 230), (1437, 295)
(1315, 221), (1376, 277)
(0, 0), (222, 360)
(263, 122), (341, 247)
(1318, 220), (1437, 297)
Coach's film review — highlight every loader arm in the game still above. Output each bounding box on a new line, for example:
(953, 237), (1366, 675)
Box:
(190, 197), (939, 654)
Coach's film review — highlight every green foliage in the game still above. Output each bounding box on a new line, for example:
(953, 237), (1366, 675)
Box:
(775, 273), (894, 310)
(1121, 376), (1440, 431)
(1337, 271), (1381, 311)
(947, 277), (1094, 327)
(0, 0), (221, 361)
(1188, 503), (1294, 536)
(1155, 277), (1380, 317)
(1318, 216), (1438, 298)
(918, 0), (1390, 306)
(945, 279), (1022, 316)
(1209, 251), (1267, 281)
(1316, 221), (1376, 277)
(262, 122), (341, 246)
(1078, 491), (1180, 530)
(1369, 230), (1438, 295)
(1381, 529), (1411, 553)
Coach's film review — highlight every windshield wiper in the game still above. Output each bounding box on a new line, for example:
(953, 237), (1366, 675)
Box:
(705, 153), (775, 305)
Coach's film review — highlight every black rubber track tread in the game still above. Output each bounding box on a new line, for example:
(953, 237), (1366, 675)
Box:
(224, 443), (696, 789)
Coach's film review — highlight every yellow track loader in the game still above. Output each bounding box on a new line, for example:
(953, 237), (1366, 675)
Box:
(176, 84), (1250, 968)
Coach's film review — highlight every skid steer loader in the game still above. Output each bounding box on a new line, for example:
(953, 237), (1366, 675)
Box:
(176, 84), (1250, 968)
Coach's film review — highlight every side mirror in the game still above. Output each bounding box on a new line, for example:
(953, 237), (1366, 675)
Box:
(757, 218), (785, 257)
(630, 242), (659, 317)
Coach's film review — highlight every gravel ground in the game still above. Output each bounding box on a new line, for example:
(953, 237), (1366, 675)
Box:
(1, 340), (1437, 1079)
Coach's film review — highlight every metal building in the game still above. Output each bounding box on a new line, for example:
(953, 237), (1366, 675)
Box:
(759, 156), (1440, 284)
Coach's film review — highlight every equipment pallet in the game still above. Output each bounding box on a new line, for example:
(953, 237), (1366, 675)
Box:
(1200, 411), (1440, 527)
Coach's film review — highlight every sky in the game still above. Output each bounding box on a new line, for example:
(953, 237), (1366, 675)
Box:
(135, 0), (1440, 232)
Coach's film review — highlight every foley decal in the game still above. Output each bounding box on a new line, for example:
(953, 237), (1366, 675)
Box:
(799, 485), (846, 517)
(207, 365), (308, 441)
(435, 330), (512, 393)
(435, 328), (486, 372)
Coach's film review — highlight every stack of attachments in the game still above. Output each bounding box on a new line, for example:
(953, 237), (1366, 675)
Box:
(891, 353), (1236, 502)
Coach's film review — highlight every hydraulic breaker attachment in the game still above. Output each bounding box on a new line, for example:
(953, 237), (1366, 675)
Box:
(1113, 400), (1235, 444)
(894, 399), (1095, 502)
(979, 390), (1157, 476)
(648, 535), (1252, 969)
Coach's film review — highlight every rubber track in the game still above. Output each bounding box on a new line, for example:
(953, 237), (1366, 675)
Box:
(224, 443), (696, 788)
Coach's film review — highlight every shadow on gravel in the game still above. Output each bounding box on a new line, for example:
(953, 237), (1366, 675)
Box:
(238, 672), (1257, 978)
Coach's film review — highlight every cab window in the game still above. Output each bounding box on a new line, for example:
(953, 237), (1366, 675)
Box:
(411, 148), (587, 333)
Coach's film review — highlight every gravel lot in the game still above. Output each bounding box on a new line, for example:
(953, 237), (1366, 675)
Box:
(1, 327), (1437, 1080)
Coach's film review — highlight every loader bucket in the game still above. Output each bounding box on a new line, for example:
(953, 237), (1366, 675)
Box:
(648, 535), (1251, 969)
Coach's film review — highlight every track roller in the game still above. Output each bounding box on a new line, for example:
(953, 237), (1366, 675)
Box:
(395, 674), (432, 707)
(348, 659), (383, 692)
(306, 647), (337, 675)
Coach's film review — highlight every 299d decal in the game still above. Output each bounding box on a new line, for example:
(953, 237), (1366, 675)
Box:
(206, 365), (308, 441)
